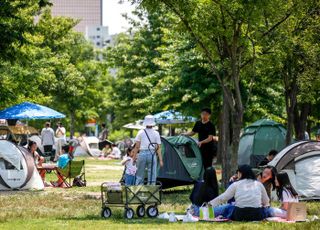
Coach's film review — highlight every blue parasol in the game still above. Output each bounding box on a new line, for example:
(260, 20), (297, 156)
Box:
(153, 110), (197, 125)
(0, 102), (66, 120)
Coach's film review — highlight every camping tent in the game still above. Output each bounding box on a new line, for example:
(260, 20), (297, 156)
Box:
(268, 141), (320, 200)
(73, 136), (102, 157)
(0, 140), (44, 190)
(238, 119), (287, 167)
(158, 135), (203, 188)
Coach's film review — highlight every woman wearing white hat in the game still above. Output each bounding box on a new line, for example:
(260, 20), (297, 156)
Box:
(133, 115), (163, 185)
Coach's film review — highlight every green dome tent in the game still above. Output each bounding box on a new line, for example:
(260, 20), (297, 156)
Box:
(158, 135), (203, 188)
(238, 119), (287, 167)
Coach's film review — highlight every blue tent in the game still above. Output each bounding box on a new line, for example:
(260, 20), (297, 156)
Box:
(153, 110), (196, 124)
(0, 102), (66, 120)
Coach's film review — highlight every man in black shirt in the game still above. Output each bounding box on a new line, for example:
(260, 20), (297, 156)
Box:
(184, 108), (218, 169)
(258, 149), (278, 166)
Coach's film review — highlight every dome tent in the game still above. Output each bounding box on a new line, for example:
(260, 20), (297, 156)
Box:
(0, 140), (44, 190)
(268, 141), (320, 200)
(158, 135), (203, 188)
(238, 119), (287, 167)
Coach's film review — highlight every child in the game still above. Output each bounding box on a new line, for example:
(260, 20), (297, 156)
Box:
(267, 171), (299, 219)
(121, 144), (137, 186)
(51, 145), (73, 187)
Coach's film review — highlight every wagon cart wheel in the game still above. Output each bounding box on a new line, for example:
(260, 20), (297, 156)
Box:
(124, 208), (134, 219)
(136, 205), (145, 217)
(146, 205), (158, 218)
(101, 207), (112, 218)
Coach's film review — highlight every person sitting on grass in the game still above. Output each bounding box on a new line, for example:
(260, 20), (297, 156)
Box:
(51, 145), (73, 187)
(121, 144), (137, 185)
(257, 166), (277, 199)
(106, 144), (121, 160)
(267, 172), (299, 219)
(101, 143), (112, 158)
(209, 165), (270, 221)
(189, 167), (219, 216)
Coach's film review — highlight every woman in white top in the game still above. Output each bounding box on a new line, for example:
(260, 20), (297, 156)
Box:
(133, 115), (163, 185)
(267, 172), (299, 219)
(209, 165), (270, 221)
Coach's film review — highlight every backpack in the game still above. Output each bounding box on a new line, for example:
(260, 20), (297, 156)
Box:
(72, 175), (86, 187)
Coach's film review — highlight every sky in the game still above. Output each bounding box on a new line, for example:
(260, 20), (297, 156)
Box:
(103, 0), (136, 35)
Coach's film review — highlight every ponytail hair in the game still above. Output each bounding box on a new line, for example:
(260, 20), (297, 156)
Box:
(276, 171), (298, 201)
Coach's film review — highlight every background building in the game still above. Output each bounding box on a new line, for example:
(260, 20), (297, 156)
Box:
(50, 0), (112, 49)
(86, 25), (110, 48)
(50, 0), (103, 34)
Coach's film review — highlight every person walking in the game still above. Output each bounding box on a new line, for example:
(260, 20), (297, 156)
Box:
(41, 122), (55, 155)
(184, 108), (218, 169)
(99, 123), (108, 141)
(133, 115), (163, 185)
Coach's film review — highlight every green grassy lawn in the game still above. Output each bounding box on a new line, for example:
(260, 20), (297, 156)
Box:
(0, 158), (320, 229)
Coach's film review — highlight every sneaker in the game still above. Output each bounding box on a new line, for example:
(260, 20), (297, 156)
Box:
(169, 212), (177, 222)
(158, 212), (170, 220)
(183, 213), (198, 223)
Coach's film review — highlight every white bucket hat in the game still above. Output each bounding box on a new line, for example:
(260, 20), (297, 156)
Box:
(143, 115), (156, 127)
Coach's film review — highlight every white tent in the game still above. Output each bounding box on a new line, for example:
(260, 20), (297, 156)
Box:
(268, 141), (320, 200)
(73, 136), (101, 157)
(0, 140), (44, 190)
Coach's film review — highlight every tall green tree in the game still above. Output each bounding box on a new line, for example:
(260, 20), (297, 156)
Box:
(135, 0), (304, 183)
(0, 0), (50, 61)
(106, 9), (167, 128)
(261, 2), (320, 143)
(36, 9), (111, 137)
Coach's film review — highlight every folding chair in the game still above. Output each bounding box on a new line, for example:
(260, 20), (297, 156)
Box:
(57, 160), (86, 188)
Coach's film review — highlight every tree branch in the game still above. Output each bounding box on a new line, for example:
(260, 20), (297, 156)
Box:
(261, 12), (292, 38)
(159, 0), (235, 111)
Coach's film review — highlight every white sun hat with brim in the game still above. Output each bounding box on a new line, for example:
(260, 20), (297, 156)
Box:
(143, 115), (156, 127)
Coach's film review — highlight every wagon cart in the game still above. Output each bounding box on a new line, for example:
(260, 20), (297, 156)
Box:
(100, 182), (162, 219)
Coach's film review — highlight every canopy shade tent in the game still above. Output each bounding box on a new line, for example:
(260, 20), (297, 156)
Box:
(123, 120), (144, 130)
(0, 102), (65, 120)
(153, 110), (197, 125)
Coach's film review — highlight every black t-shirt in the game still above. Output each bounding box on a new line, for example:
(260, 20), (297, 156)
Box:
(192, 120), (216, 142)
(258, 157), (270, 167)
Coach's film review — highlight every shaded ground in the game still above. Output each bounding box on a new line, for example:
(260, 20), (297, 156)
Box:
(0, 158), (319, 229)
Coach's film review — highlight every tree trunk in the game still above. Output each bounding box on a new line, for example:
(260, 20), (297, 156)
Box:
(285, 103), (295, 145)
(230, 109), (243, 169)
(220, 91), (231, 187)
(284, 73), (297, 145)
(294, 103), (311, 140)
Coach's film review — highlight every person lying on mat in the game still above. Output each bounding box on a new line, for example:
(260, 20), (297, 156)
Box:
(189, 167), (219, 216)
(209, 165), (270, 221)
(51, 145), (73, 187)
(267, 172), (299, 219)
